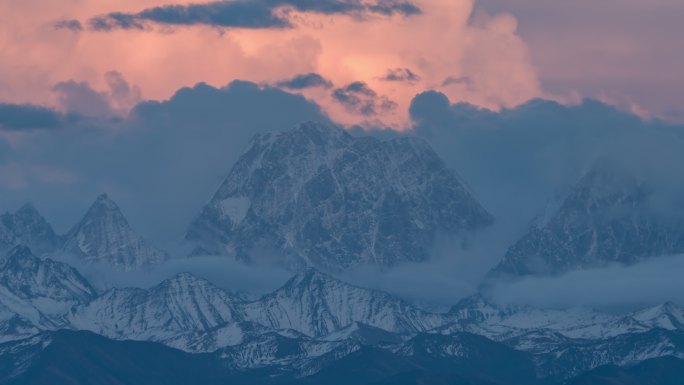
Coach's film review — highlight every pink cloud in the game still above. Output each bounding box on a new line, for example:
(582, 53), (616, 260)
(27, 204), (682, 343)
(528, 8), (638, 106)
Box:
(0, 0), (543, 128)
(478, 0), (684, 122)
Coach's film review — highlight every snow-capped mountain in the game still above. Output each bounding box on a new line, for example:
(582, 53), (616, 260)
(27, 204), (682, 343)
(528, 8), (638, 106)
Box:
(71, 273), (240, 343)
(240, 268), (447, 337)
(70, 267), (449, 350)
(62, 194), (169, 271)
(533, 328), (684, 380)
(0, 204), (60, 255)
(493, 163), (684, 276)
(0, 246), (96, 333)
(444, 295), (684, 342)
(631, 302), (684, 331)
(0, 252), (683, 383)
(186, 122), (493, 271)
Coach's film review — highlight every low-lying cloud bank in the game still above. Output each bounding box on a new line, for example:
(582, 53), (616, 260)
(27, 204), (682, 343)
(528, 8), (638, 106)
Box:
(484, 254), (684, 311)
(54, 251), (293, 296)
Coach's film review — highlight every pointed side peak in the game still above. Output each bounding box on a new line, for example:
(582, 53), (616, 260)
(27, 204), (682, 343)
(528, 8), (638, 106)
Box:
(2, 245), (38, 271)
(164, 272), (204, 284)
(9, 202), (49, 225)
(282, 267), (335, 289)
(6, 244), (34, 259)
(93, 193), (118, 207)
(16, 202), (39, 215)
(82, 193), (126, 221)
(154, 272), (225, 297)
(661, 301), (680, 312)
(298, 266), (330, 280)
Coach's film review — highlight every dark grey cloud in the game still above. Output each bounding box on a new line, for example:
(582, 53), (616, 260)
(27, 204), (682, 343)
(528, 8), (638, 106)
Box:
(368, 0), (421, 16)
(88, 0), (421, 31)
(276, 73), (333, 90)
(89, 12), (146, 31)
(53, 19), (83, 31)
(55, 253), (292, 294)
(332, 81), (397, 116)
(0, 80), (328, 248)
(442, 76), (473, 87)
(0, 104), (65, 131)
(408, 91), (684, 252)
(50, 72), (141, 117)
(382, 68), (420, 83)
(52, 81), (114, 117)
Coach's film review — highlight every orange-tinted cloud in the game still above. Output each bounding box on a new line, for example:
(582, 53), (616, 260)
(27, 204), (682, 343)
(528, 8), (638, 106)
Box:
(0, 0), (543, 128)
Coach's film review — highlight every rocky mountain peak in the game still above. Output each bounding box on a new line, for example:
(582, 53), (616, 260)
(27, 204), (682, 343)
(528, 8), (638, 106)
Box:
(62, 194), (169, 272)
(0, 204), (60, 254)
(0, 245), (96, 306)
(492, 162), (684, 277)
(81, 193), (128, 225)
(2, 245), (34, 268)
(282, 267), (332, 289)
(186, 122), (493, 271)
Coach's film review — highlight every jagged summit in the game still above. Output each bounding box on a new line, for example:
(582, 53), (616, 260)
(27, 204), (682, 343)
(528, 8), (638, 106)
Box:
(632, 302), (684, 330)
(92, 193), (118, 208)
(62, 194), (169, 272)
(0, 203), (60, 254)
(2, 245), (34, 268)
(492, 162), (684, 276)
(289, 120), (349, 140)
(0, 245), (96, 321)
(280, 267), (332, 288)
(81, 193), (128, 225)
(186, 121), (493, 271)
(241, 266), (445, 337)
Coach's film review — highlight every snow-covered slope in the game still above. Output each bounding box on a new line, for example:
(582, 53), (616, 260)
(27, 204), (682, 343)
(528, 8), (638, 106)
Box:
(444, 295), (672, 341)
(62, 194), (169, 271)
(0, 246), (96, 332)
(0, 204), (60, 255)
(186, 121), (493, 271)
(0, 254), (683, 381)
(240, 268), (447, 337)
(631, 302), (684, 330)
(71, 273), (240, 343)
(493, 163), (684, 276)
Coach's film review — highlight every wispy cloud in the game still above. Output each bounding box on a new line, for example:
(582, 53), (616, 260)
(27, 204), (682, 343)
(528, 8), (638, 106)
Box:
(381, 68), (420, 83)
(88, 0), (421, 31)
(332, 82), (397, 116)
(276, 73), (333, 90)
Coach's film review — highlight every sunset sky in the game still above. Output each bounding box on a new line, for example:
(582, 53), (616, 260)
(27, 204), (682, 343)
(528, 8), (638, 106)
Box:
(2, 0), (683, 127)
